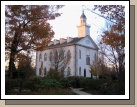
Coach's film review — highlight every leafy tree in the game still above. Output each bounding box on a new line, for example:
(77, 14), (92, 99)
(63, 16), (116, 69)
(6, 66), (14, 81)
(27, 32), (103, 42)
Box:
(5, 5), (64, 79)
(94, 5), (125, 79)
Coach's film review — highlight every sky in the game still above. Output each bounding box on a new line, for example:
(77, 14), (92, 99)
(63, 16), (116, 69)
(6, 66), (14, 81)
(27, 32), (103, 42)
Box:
(48, 5), (106, 43)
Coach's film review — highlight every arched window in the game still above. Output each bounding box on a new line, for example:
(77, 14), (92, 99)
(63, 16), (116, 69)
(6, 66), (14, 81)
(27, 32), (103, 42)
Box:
(39, 54), (42, 61)
(44, 53), (47, 61)
(79, 67), (81, 76)
(44, 67), (47, 75)
(86, 56), (90, 65)
(67, 67), (71, 76)
(79, 50), (81, 59)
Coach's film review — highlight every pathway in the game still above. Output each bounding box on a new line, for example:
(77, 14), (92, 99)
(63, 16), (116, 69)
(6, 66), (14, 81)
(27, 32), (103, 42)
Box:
(70, 87), (92, 95)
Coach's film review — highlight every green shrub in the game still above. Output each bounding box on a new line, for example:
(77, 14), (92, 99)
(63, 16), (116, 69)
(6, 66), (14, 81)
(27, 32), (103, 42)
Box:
(46, 69), (62, 80)
(25, 76), (43, 91)
(100, 82), (113, 95)
(38, 78), (62, 89)
(80, 78), (90, 88)
(5, 77), (12, 94)
(59, 78), (71, 88)
(80, 78), (108, 90)
(67, 76), (84, 88)
(12, 78), (21, 87)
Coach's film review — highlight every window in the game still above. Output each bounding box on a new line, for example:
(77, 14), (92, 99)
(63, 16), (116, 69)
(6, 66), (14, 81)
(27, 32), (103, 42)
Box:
(60, 50), (64, 60)
(39, 54), (42, 61)
(79, 67), (81, 76)
(50, 51), (53, 61)
(61, 67), (64, 75)
(39, 68), (42, 75)
(86, 56), (90, 65)
(44, 67), (47, 75)
(79, 50), (81, 59)
(84, 69), (86, 77)
(67, 67), (71, 76)
(67, 50), (71, 60)
(44, 53), (47, 61)
(94, 53), (97, 61)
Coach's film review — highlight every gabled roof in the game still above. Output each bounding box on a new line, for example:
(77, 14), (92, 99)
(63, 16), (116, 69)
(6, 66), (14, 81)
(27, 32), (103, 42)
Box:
(45, 36), (99, 50)
(45, 37), (84, 49)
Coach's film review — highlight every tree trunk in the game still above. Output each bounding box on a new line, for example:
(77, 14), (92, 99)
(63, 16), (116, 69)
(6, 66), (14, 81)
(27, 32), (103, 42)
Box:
(8, 31), (20, 79)
(9, 51), (16, 79)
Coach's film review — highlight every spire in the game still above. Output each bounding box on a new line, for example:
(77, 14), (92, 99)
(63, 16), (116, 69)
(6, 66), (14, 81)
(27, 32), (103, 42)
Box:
(80, 10), (87, 19)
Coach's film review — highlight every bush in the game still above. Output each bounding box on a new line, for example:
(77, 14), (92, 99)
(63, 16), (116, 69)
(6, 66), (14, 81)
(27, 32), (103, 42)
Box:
(67, 76), (84, 88)
(80, 78), (90, 88)
(46, 69), (62, 80)
(38, 78), (62, 89)
(59, 78), (71, 88)
(5, 77), (12, 94)
(17, 67), (36, 79)
(25, 76), (43, 91)
(80, 78), (110, 90)
(12, 78), (21, 87)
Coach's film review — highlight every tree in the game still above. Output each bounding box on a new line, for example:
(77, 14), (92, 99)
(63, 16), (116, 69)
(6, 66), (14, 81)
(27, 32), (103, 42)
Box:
(5, 5), (64, 79)
(94, 5), (125, 79)
(89, 53), (107, 79)
(49, 47), (71, 75)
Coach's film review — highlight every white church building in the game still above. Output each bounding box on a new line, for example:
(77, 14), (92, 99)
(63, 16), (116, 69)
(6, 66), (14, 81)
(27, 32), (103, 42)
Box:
(36, 11), (99, 78)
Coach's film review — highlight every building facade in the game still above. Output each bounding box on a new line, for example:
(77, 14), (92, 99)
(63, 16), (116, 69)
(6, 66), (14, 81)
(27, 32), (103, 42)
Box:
(36, 11), (99, 78)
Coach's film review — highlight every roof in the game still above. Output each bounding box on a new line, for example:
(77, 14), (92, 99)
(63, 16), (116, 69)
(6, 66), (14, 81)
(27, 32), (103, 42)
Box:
(45, 37), (84, 49)
(80, 11), (87, 19)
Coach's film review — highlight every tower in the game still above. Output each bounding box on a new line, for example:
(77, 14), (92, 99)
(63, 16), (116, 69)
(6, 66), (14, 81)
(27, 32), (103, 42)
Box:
(77, 10), (91, 38)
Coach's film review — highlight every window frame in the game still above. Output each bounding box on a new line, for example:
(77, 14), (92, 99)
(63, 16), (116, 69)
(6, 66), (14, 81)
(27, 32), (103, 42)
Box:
(44, 53), (47, 61)
(86, 56), (90, 65)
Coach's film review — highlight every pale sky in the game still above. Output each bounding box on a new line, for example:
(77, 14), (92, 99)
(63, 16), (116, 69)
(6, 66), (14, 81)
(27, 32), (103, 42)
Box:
(49, 5), (106, 43)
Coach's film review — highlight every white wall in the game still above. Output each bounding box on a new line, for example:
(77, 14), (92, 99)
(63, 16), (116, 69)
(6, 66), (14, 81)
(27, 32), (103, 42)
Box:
(36, 45), (76, 77)
(77, 45), (98, 77)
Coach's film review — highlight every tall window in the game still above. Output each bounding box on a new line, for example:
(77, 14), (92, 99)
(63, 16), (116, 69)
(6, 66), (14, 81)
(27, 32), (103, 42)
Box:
(44, 67), (47, 75)
(67, 67), (71, 76)
(39, 54), (42, 61)
(86, 56), (90, 65)
(60, 50), (64, 60)
(44, 53), (47, 61)
(61, 67), (64, 75)
(39, 68), (42, 75)
(50, 51), (53, 61)
(79, 50), (81, 59)
(79, 67), (81, 76)
(67, 50), (71, 60)
(94, 53), (97, 62)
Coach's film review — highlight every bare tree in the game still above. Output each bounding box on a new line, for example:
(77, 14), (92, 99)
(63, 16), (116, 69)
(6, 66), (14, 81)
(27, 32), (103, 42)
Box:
(49, 47), (71, 75)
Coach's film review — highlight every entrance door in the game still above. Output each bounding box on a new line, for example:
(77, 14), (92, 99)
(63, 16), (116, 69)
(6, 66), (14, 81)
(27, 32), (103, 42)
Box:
(84, 69), (86, 77)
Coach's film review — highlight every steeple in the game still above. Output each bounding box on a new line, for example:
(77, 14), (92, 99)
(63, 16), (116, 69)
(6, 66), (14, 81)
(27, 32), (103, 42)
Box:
(77, 10), (91, 38)
(80, 10), (87, 25)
